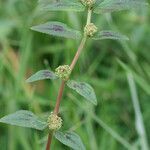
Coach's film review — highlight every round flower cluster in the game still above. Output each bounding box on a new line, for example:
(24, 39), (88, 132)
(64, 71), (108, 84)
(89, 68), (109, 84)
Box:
(55, 65), (71, 81)
(81, 0), (96, 6)
(84, 23), (98, 37)
(47, 112), (62, 131)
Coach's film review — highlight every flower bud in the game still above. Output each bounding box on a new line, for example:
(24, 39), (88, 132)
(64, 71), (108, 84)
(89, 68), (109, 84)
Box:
(47, 112), (62, 131)
(55, 65), (71, 81)
(81, 0), (96, 6)
(84, 23), (98, 37)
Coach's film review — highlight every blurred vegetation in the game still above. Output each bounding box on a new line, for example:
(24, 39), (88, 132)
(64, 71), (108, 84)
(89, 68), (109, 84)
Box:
(0, 0), (150, 150)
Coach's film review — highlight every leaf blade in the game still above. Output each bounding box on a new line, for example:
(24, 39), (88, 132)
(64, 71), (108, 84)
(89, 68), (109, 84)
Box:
(92, 30), (129, 41)
(0, 110), (47, 130)
(94, 0), (148, 13)
(26, 70), (57, 83)
(38, 0), (85, 12)
(31, 21), (81, 39)
(54, 131), (85, 150)
(67, 80), (97, 105)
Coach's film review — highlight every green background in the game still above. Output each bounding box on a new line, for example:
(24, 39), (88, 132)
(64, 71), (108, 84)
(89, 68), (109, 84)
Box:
(0, 0), (150, 149)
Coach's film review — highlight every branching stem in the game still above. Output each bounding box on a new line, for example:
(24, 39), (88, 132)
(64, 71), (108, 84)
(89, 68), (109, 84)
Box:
(46, 8), (92, 150)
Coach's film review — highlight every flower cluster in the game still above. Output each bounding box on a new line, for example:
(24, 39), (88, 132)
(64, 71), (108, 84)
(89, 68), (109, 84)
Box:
(81, 0), (96, 6)
(55, 65), (71, 81)
(47, 112), (62, 131)
(84, 23), (98, 37)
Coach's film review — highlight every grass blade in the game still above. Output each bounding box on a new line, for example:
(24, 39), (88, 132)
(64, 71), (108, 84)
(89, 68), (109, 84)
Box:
(127, 73), (149, 150)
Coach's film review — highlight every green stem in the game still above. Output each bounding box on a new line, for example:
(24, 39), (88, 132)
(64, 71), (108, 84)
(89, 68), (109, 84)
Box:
(86, 9), (92, 25)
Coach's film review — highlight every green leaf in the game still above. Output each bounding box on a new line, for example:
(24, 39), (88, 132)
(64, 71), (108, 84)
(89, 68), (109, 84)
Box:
(54, 131), (85, 150)
(31, 21), (81, 39)
(26, 70), (57, 83)
(94, 0), (148, 13)
(38, 0), (85, 12)
(92, 30), (129, 41)
(0, 110), (47, 130)
(67, 80), (97, 105)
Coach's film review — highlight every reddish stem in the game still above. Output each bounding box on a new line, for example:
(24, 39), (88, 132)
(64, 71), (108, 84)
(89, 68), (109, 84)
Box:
(70, 37), (87, 71)
(46, 134), (53, 150)
(45, 37), (87, 150)
(45, 81), (65, 150)
(53, 80), (65, 114)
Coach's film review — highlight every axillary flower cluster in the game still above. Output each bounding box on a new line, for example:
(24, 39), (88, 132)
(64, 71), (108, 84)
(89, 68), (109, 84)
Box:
(55, 65), (71, 81)
(82, 0), (98, 37)
(47, 112), (62, 131)
(81, 0), (96, 6)
(84, 23), (98, 37)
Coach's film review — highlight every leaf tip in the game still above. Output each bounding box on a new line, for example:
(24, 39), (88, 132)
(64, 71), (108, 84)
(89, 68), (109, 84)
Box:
(25, 78), (31, 83)
(93, 97), (98, 105)
(30, 26), (34, 30)
(124, 36), (129, 41)
(30, 26), (37, 31)
(94, 100), (98, 105)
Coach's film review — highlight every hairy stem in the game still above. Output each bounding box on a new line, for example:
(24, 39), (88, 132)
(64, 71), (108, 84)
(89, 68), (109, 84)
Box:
(46, 8), (92, 150)
(54, 80), (65, 114)
(45, 38), (86, 150)
(46, 133), (53, 150)
(70, 9), (92, 71)
(45, 81), (65, 150)
(70, 36), (87, 71)
(86, 9), (92, 25)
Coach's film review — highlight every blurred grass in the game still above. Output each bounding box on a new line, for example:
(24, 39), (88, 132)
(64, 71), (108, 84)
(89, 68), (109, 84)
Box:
(0, 0), (150, 150)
